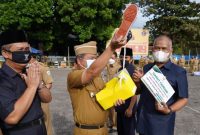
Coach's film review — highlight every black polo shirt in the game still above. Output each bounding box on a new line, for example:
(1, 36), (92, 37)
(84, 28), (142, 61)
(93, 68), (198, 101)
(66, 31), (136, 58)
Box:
(0, 63), (43, 129)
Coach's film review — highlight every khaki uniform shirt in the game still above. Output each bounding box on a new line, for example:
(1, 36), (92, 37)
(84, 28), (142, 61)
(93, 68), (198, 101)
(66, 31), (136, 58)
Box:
(171, 58), (178, 65)
(178, 58), (185, 67)
(189, 59), (195, 72)
(144, 59), (149, 65)
(0, 62), (2, 68)
(194, 59), (199, 66)
(139, 58), (145, 68)
(190, 59), (195, 65)
(199, 60), (200, 71)
(39, 62), (53, 135)
(67, 69), (108, 125)
(193, 59), (199, 72)
(39, 62), (53, 85)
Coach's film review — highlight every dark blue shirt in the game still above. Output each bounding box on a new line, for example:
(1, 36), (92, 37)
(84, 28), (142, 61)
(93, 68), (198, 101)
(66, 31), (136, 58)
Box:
(115, 63), (136, 113)
(0, 63), (43, 129)
(137, 61), (188, 135)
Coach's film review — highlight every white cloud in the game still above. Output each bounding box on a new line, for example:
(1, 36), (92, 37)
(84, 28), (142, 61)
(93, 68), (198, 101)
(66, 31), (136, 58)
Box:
(190, 0), (200, 3)
(132, 0), (200, 28)
(132, 8), (149, 28)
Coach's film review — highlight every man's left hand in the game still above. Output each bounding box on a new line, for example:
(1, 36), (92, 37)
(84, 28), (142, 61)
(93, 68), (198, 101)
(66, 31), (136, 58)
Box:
(114, 99), (125, 106)
(155, 102), (171, 115)
(125, 108), (133, 117)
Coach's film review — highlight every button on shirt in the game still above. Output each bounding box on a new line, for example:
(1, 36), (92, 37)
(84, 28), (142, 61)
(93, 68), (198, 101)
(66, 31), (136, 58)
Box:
(137, 61), (188, 135)
(0, 63), (43, 129)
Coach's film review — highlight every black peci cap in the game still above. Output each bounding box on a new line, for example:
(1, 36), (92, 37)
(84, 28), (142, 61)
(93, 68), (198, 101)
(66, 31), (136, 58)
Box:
(120, 47), (133, 56)
(0, 30), (28, 46)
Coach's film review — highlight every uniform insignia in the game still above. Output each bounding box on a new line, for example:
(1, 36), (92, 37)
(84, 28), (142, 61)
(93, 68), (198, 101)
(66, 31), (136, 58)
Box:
(90, 92), (95, 98)
(24, 54), (29, 60)
(47, 71), (51, 76)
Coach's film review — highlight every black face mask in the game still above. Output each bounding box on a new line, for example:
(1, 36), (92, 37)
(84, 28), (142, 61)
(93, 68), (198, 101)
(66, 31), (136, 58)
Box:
(11, 51), (31, 64)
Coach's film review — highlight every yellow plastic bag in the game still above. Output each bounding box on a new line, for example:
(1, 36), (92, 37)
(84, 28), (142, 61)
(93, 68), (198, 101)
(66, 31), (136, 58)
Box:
(96, 69), (137, 110)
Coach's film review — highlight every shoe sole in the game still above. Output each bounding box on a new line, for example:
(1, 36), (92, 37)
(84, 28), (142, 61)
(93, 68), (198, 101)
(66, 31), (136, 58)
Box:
(115, 4), (138, 39)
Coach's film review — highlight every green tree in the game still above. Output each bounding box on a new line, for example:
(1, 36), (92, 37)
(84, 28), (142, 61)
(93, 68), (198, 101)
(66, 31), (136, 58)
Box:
(55, 0), (134, 43)
(139, 0), (200, 55)
(0, 0), (137, 55)
(0, 0), (54, 51)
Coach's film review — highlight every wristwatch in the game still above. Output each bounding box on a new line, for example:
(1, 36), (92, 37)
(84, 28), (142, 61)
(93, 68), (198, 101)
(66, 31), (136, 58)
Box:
(168, 107), (173, 114)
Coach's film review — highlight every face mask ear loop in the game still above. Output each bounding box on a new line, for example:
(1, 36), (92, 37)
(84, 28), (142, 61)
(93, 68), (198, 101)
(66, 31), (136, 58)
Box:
(79, 63), (87, 69)
(122, 45), (127, 69)
(77, 58), (87, 69)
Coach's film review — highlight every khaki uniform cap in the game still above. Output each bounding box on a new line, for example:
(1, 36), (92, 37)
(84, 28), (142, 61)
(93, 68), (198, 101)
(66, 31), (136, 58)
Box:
(74, 41), (97, 56)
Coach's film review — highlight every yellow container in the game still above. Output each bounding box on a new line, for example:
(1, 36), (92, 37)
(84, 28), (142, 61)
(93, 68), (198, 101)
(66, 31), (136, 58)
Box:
(96, 69), (137, 110)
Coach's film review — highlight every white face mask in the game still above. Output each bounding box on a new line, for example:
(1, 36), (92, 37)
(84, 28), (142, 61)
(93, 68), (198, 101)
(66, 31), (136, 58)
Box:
(86, 59), (95, 68)
(109, 58), (115, 65)
(153, 51), (170, 62)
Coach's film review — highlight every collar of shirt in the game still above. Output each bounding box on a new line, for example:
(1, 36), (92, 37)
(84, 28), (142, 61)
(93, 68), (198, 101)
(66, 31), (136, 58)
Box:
(147, 60), (172, 71)
(1, 63), (18, 78)
(161, 60), (173, 70)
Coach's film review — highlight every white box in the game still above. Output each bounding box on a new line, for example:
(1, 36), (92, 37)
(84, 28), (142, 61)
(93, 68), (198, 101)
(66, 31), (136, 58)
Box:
(141, 65), (175, 103)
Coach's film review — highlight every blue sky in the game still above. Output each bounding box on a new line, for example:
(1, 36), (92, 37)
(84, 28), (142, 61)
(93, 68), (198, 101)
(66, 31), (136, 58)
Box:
(132, 0), (200, 28)
(132, 8), (148, 28)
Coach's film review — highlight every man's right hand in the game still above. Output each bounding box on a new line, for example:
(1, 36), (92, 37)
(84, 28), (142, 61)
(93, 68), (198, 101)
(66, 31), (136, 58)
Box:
(132, 68), (144, 83)
(21, 62), (40, 90)
(110, 34), (126, 50)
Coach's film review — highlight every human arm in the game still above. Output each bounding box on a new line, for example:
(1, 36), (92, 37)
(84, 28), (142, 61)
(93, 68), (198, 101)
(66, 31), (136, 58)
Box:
(38, 67), (53, 103)
(81, 36), (126, 85)
(155, 98), (188, 114)
(156, 69), (188, 114)
(132, 68), (144, 95)
(125, 95), (137, 117)
(4, 62), (40, 125)
(37, 82), (52, 103)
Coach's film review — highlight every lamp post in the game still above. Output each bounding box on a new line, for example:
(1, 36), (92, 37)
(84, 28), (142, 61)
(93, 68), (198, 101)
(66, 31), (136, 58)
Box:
(67, 34), (78, 68)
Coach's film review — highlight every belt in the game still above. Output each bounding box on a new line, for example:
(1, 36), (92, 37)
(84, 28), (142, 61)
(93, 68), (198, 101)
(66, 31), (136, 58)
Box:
(75, 123), (104, 129)
(7, 117), (44, 131)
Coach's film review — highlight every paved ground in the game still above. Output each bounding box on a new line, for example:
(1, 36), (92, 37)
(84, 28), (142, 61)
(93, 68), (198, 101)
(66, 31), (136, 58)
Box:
(50, 68), (200, 135)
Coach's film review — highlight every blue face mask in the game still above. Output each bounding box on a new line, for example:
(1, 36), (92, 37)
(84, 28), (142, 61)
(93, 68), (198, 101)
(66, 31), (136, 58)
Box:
(11, 51), (32, 64)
